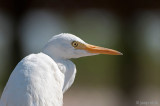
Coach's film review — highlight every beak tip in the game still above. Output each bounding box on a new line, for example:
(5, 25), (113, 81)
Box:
(119, 52), (123, 55)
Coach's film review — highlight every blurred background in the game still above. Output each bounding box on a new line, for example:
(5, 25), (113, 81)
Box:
(0, 0), (160, 106)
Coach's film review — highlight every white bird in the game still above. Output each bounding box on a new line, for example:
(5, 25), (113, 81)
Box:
(0, 33), (122, 106)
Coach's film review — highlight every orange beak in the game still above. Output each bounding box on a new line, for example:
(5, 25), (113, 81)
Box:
(84, 44), (122, 55)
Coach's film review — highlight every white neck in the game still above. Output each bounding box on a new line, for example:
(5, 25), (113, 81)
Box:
(42, 50), (77, 93)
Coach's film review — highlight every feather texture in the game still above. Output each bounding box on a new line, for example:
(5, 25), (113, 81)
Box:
(0, 53), (64, 106)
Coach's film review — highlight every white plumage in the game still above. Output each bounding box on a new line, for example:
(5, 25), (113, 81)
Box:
(0, 33), (122, 106)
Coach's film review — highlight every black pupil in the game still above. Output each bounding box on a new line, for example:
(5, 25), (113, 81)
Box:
(72, 42), (78, 47)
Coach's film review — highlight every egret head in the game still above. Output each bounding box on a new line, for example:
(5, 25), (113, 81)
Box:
(43, 33), (122, 59)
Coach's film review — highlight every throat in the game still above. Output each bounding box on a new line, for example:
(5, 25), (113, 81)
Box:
(55, 59), (76, 93)
(42, 50), (77, 93)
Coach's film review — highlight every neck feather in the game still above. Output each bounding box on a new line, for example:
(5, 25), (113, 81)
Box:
(42, 50), (77, 93)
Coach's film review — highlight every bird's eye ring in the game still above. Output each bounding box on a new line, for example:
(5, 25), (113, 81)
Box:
(72, 41), (79, 47)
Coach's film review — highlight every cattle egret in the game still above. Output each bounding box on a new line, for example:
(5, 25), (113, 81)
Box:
(0, 33), (122, 106)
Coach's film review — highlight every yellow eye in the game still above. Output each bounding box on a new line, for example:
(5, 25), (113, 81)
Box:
(72, 41), (79, 47)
